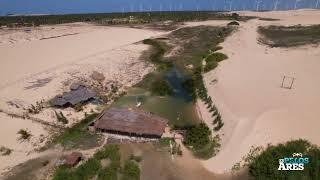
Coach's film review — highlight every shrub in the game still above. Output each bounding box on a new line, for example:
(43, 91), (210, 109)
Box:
(17, 129), (32, 141)
(184, 123), (211, 150)
(55, 111), (68, 124)
(212, 46), (223, 52)
(150, 79), (173, 96)
(213, 121), (224, 131)
(231, 13), (240, 20)
(207, 52), (228, 62)
(248, 139), (320, 180)
(227, 21), (240, 26)
(0, 146), (12, 156)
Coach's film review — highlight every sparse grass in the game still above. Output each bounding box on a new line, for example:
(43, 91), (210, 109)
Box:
(142, 38), (172, 71)
(48, 113), (102, 150)
(53, 144), (141, 180)
(258, 17), (280, 21)
(258, 25), (320, 47)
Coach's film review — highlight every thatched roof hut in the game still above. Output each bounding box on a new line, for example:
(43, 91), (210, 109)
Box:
(94, 108), (168, 138)
(65, 152), (82, 167)
(51, 84), (96, 107)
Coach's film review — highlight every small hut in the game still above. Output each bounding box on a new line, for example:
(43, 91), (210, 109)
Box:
(65, 152), (82, 167)
(94, 108), (168, 138)
(51, 83), (96, 107)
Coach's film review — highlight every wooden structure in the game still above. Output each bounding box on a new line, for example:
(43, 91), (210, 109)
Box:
(65, 152), (82, 167)
(51, 84), (96, 107)
(281, 76), (295, 89)
(94, 108), (168, 138)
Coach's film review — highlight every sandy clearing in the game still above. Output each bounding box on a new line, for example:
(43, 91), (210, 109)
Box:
(0, 113), (49, 173)
(197, 9), (320, 173)
(0, 25), (162, 89)
(0, 23), (166, 174)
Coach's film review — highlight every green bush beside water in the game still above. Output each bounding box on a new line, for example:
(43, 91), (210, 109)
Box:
(150, 79), (173, 96)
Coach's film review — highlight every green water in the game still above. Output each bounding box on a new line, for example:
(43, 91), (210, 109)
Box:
(113, 68), (199, 128)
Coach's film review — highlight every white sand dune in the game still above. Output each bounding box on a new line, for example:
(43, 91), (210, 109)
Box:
(0, 23), (165, 174)
(198, 10), (320, 173)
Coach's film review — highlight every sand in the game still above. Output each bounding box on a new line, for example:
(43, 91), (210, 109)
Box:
(197, 9), (320, 173)
(0, 22), (165, 174)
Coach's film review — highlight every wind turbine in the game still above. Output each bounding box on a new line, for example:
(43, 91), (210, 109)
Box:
(179, 3), (183, 11)
(294, 0), (301, 10)
(229, 0), (233, 11)
(211, 0), (216, 11)
(274, 0), (279, 11)
(256, 0), (262, 11)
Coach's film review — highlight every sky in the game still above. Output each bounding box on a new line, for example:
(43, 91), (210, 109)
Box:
(0, 0), (319, 15)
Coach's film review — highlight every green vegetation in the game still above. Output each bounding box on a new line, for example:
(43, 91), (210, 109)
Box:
(248, 139), (320, 180)
(258, 25), (320, 47)
(0, 12), (253, 27)
(193, 136), (221, 159)
(227, 21), (240, 26)
(53, 145), (123, 180)
(183, 123), (220, 159)
(55, 111), (68, 124)
(49, 113), (101, 150)
(184, 123), (211, 149)
(17, 129), (32, 141)
(122, 160), (140, 180)
(150, 79), (173, 96)
(169, 26), (232, 70)
(27, 101), (44, 114)
(258, 17), (280, 21)
(142, 39), (172, 71)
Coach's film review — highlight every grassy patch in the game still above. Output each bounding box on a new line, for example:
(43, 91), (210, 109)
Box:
(258, 17), (280, 21)
(169, 26), (233, 70)
(49, 113), (102, 150)
(142, 39), (172, 71)
(258, 25), (320, 47)
(53, 144), (122, 180)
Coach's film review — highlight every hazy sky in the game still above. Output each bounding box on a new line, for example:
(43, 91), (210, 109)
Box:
(0, 0), (319, 15)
